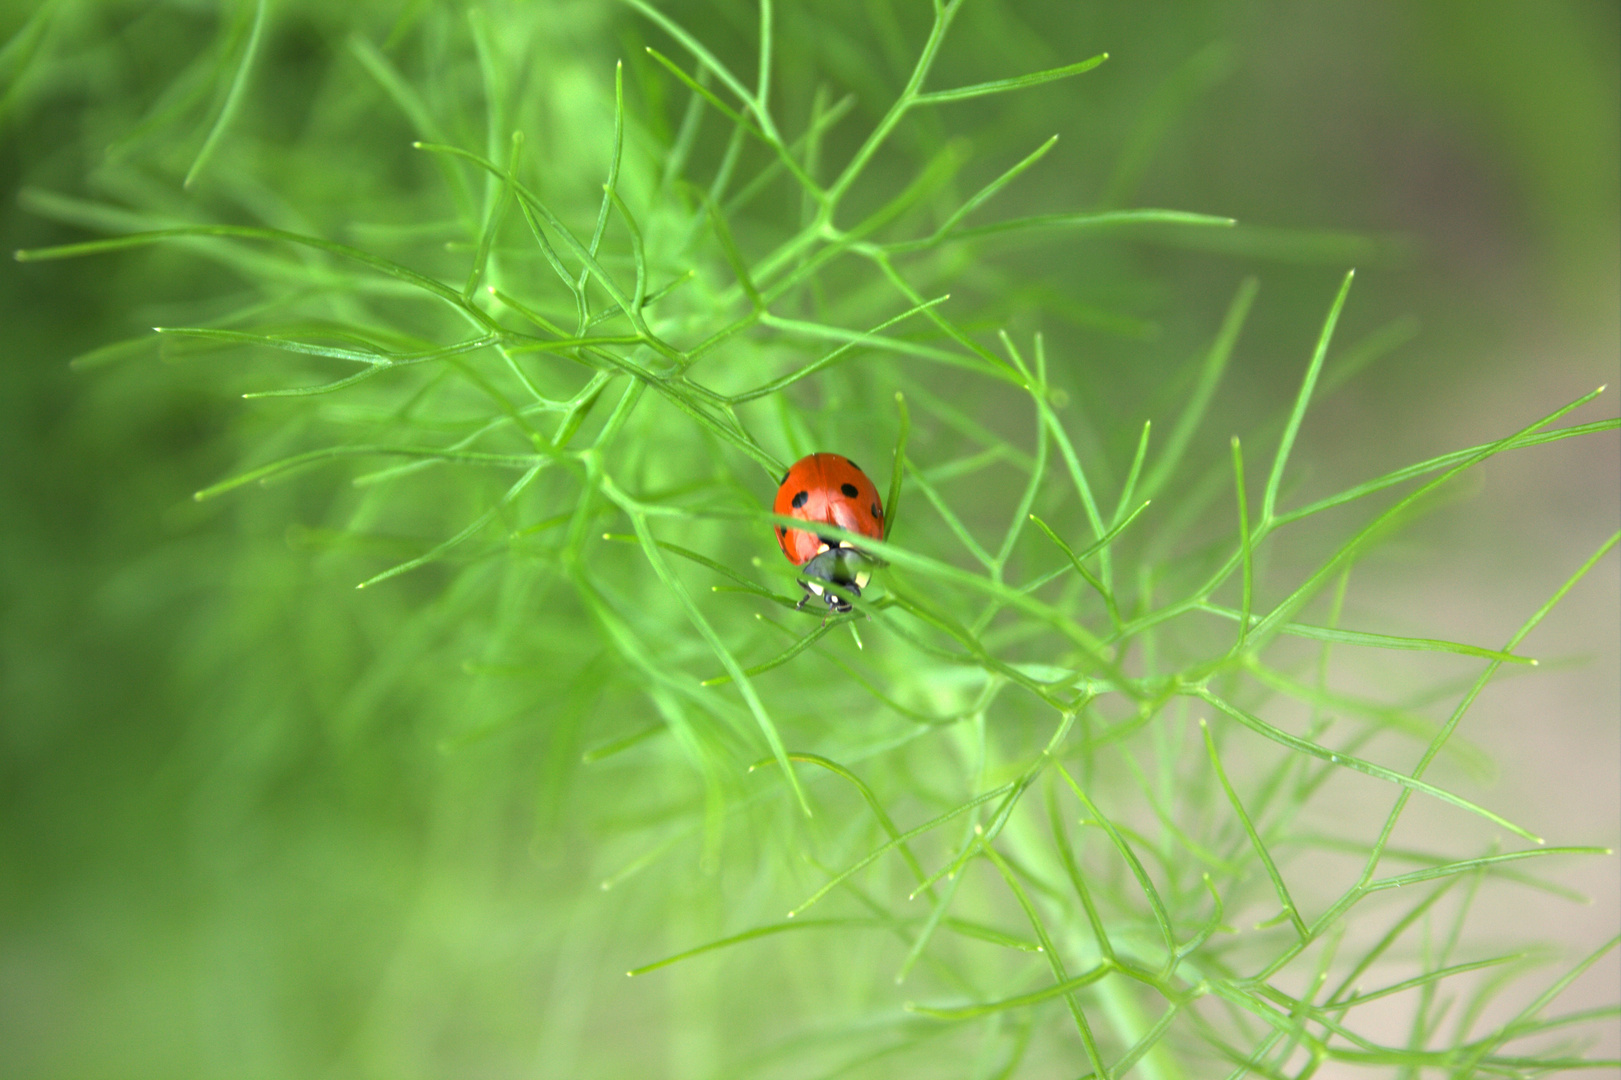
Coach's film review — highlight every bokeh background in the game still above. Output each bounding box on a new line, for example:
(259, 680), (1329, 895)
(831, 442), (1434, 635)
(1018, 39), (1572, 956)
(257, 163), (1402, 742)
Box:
(1, 1), (1615, 1076)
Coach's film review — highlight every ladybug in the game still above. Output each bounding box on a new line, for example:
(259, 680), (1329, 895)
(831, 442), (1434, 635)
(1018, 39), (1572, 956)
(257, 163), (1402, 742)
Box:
(772, 453), (886, 612)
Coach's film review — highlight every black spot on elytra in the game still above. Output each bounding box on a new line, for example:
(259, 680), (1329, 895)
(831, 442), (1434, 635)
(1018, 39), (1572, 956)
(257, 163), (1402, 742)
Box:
(840, 482), (859, 498)
(777, 525), (785, 536)
(871, 502), (882, 518)
(791, 490), (808, 509)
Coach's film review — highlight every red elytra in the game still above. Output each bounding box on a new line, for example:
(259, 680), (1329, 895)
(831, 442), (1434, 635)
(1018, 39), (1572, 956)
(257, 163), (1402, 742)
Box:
(772, 453), (885, 612)
(772, 453), (885, 563)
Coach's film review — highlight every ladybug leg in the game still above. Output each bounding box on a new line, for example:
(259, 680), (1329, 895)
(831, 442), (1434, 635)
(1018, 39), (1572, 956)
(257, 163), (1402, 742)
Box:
(796, 579), (822, 611)
(821, 581), (859, 614)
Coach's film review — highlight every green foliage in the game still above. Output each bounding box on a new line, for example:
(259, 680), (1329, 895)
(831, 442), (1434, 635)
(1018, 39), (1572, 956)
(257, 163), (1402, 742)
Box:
(3, 1), (1617, 1077)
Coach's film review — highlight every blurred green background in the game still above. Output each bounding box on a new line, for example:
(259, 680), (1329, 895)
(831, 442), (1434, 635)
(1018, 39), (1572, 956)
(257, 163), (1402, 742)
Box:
(1, 1), (1615, 1076)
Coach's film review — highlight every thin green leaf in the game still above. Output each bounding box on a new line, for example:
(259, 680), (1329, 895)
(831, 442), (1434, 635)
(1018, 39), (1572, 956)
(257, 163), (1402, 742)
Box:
(1250, 388), (1607, 646)
(1114, 420), (1152, 529)
(885, 392), (911, 541)
(629, 918), (895, 976)
(1202, 719), (1305, 938)
(1231, 437), (1254, 651)
(157, 326), (500, 368)
(604, 186), (647, 316)
(940, 917), (1041, 953)
(1140, 276), (1257, 502)
(1277, 416), (1618, 527)
(897, 135), (1059, 254)
(1198, 602), (1535, 665)
(461, 130), (521, 300)
(588, 271), (695, 329)
(356, 463), (547, 589)
(623, 0), (768, 135)
(1344, 953), (1530, 1010)
(412, 143), (647, 336)
(1263, 269), (1354, 524)
(17, 225), (476, 314)
(67, 335), (157, 372)
(640, 46), (816, 197)
(1055, 763), (1177, 959)
(1112, 1003), (1186, 1079)
(823, 0), (965, 203)
(706, 193), (761, 309)
(787, 783), (1012, 917)
(915, 53), (1108, 106)
(194, 445), (540, 501)
(0, 0), (62, 126)
(906, 456), (993, 569)
(185, 0), (267, 189)
(244, 367), (387, 398)
(981, 844), (1110, 1072)
(1366, 847), (1609, 892)
(752, 752), (929, 888)
(941, 208), (1236, 245)
(602, 482), (807, 816)
(1453, 935), (1621, 1074)
(1196, 689), (1540, 843)
(1025, 506), (1153, 631)
(729, 300), (981, 397)
(703, 622), (827, 684)
(907, 963), (1112, 1020)
(580, 59), (626, 318)
(581, 723), (664, 763)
